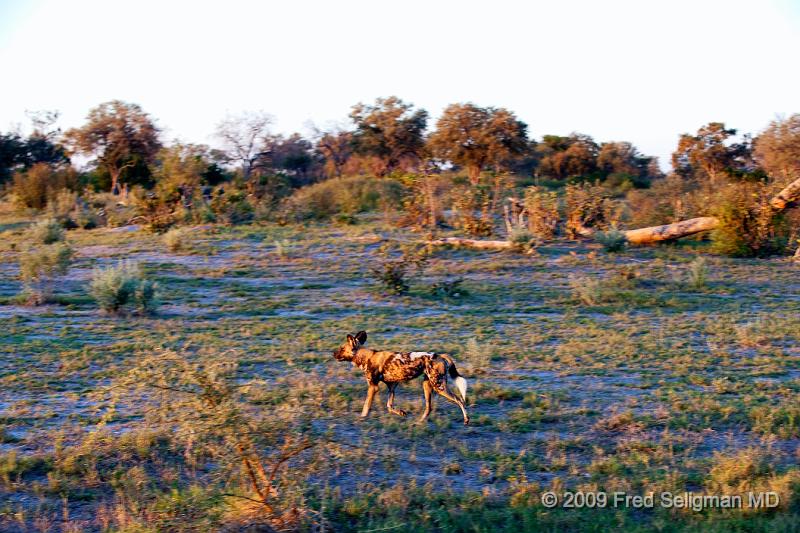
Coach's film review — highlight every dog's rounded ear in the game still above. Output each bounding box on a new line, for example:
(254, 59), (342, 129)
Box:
(346, 334), (356, 346)
(355, 331), (367, 344)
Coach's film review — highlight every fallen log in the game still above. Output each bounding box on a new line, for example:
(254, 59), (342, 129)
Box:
(622, 217), (720, 244)
(430, 177), (800, 250)
(770, 177), (800, 210)
(428, 236), (513, 250)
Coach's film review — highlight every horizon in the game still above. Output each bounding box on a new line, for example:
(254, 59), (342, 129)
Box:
(1, 0), (799, 171)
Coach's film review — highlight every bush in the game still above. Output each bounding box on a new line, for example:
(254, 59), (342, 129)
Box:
(163, 228), (189, 252)
(27, 218), (64, 244)
(508, 228), (537, 253)
(18, 243), (73, 304)
(523, 186), (560, 239)
(89, 261), (158, 315)
(282, 175), (405, 221)
(564, 182), (620, 239)
(11, 163), (77, 210)
(710, 182), (792, 257)
(594, 229), (627, 253)
(430, 278), (467, 299)
(686, 256), (708, 289)
(370, 244), (429, 295)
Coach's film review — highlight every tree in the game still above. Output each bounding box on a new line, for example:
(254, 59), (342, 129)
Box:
(350, 96), (427, 175)
(535, 133), (599, 181)
(152, 143), (210, 203)
(597, 141), (662, 186)
(214, 111), (273, 181)
(428, 103), (528, 184)
(0, 111), (68, 184)
(314, 127), (353, 178)
(66, 101), (161, 193)
(671, 122), (755, 183)
(754, 114), (800, 184)
(261, 133), (319, 186)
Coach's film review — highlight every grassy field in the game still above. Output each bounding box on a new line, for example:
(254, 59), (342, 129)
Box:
(0, 210), (799, 532)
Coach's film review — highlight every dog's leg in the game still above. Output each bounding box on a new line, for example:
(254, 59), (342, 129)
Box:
(360, 383), (379, 417)
(419, 379), (433, 422)
(386, 382), (406, 416)
(434, 384), (470, 425)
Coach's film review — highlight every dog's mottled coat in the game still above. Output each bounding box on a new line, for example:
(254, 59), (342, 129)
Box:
(333, 331), (469, 424)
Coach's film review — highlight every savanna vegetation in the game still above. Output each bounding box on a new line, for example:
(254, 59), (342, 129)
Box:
(0, 99), (799, 532)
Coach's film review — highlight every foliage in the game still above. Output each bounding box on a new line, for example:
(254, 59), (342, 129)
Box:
(508, 228), (537, 253)
(428, 103), (528, 184)
(27, 217), (64, 244)
(672, 122), (758, 182)
(102, 347), (316, 529)
(163, 227), (189, 252)
(369, 243), (429, 295)
(754, 114), (800, 184)
(564, 182), (620, 238)
(89, 261), (158, 315)
(11, 162), (77, 210)
(430, 277), (466, 299)
(594, 229), (627, 253)
(18, 242), (73, 304)
(282, 175), (405, 221)
(523, 186), (560, 239)
(65, 100), (161, 192)
(350, 96), (427, 175)
(686, 256), (709, 289)
(452, 173), (512, 237)
(208, 186), (254, 225)
(710, 182), (791, 257)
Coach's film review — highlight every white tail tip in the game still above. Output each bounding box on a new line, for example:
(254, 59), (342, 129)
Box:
(454, 376), (467, 402)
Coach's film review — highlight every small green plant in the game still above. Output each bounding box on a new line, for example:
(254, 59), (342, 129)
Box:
(686, 256), (708, 289)
(370, 244), (429, 295)
(508, 228), (537, 253)
(569, 274), (603, 306)
(18, 243), (73, 304)
(430, 278), (466, 299)
(89, 261), (158, 315)
(163, 227), (189, 252)
(594, 229), (627, 253)
(273, 239), (297, 259)
(27, 218), (64, 244)
(463, 337), (491, 373)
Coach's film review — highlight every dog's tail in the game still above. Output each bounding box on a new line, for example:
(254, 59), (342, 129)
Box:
(448, 361), (468, 403)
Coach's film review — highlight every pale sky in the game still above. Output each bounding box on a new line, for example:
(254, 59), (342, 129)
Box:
(1, 0), (798, 170)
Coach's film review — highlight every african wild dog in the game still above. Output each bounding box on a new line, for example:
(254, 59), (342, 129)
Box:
(333, 331), (469, 424)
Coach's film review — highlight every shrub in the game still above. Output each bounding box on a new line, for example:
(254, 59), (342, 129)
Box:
(27, 218), (64, 244)
(564, 182), (620, 239)
(90, 261), (158, 315)
(11, 163), (77, 210)
(430, 277), (466, 299)
(18, 243), (73, 304)
(273, 239), (297, 259)
(282, 175), (405, 221)
(508, 228), (537, 253)
(523, 186), (560, 239)
(710, 182), (792, 257)
(594, 229), (627, 253)
(163, 228), (189, 252)
(370, 243), (428, 295)
(686, 256), (708, 289)
(463, 337), (491, 373)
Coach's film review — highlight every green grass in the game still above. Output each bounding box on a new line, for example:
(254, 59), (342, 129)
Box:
(0, 209), (798, 531)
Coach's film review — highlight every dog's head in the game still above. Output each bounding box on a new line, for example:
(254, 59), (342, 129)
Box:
(333, 330), (367, 361)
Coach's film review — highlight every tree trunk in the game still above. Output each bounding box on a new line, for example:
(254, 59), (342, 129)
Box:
(622, 217), (721, 244)
(428, 236), (513, 250)
(770, 177), (800, 210)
